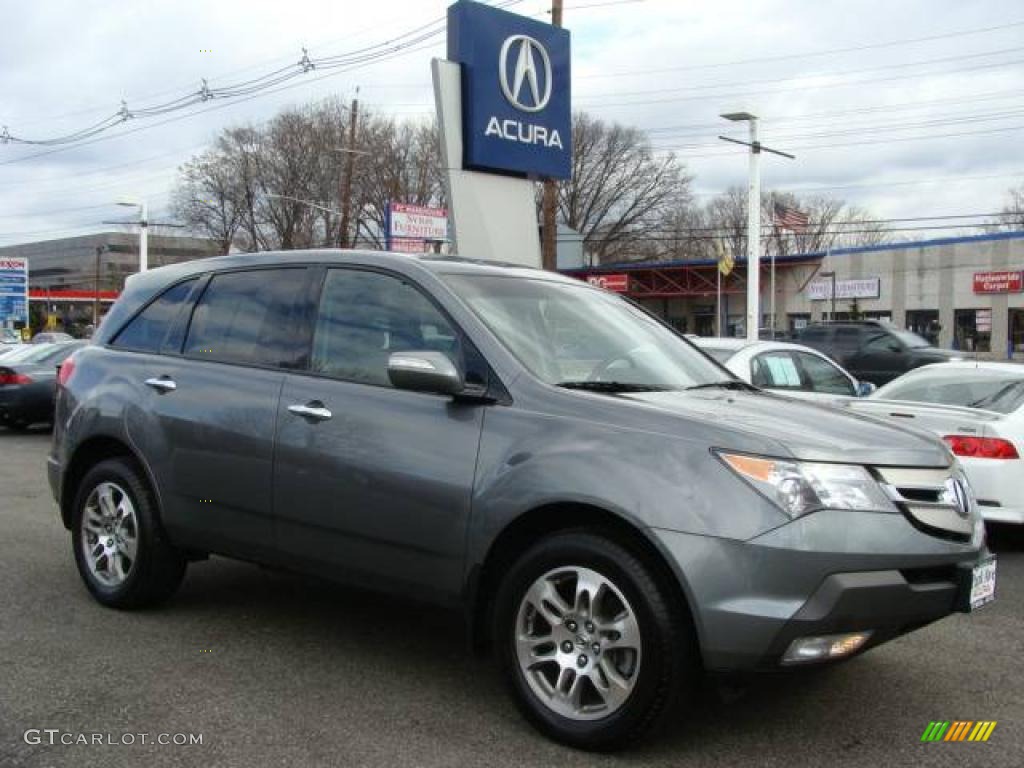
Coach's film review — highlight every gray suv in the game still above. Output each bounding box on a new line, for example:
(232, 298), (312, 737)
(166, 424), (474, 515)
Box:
(49, 251), (994, 750)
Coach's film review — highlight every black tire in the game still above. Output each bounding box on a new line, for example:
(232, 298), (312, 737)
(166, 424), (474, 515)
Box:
(493, 530), (697, 751)
(71, 458), (186, 608)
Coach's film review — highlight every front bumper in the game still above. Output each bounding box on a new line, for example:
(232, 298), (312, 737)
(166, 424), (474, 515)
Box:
(652, 508), (988, 671)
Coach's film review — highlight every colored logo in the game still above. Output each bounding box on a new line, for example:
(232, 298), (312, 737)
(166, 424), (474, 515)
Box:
(921, 721), (997, 742)
(499, 35), (552, 112)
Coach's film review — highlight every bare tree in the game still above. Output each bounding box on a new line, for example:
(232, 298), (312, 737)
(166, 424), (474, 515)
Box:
(558, 112), (692, 264)
(172, 149), (245, 254)
(986, 183), (1024, 231)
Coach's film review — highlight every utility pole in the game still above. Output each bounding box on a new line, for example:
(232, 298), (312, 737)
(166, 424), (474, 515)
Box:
(93, 245), (105, 326)
(540, 0), (562, 271)
(339, 89), (360, 249)
(719, 114), (794, 341)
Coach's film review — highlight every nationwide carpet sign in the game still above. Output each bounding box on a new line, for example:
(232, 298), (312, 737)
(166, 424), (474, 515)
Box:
(447, 0), (571, 179)
(973, 270), (1023, 294)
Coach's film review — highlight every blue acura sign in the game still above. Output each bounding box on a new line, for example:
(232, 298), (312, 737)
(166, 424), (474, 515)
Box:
(448, 0), (571, 179)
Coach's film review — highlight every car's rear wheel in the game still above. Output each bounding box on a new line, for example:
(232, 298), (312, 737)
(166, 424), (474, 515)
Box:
(71, 458), (186, 608)
(494, 530), (696, 750)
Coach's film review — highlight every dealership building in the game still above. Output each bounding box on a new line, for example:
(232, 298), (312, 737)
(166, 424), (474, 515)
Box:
(0, 231), (220, 331)
(564, 230), (1024, 360)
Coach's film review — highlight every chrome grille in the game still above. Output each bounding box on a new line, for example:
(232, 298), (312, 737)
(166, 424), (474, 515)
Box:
(874, 466), (974, 540)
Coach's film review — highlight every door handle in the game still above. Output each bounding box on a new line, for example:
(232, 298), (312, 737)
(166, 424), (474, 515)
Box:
(144, 376), (177, 393)
(288, 402), (333, 421)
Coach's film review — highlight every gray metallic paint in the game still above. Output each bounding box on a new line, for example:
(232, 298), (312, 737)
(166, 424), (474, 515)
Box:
(52, 250), (987, 671)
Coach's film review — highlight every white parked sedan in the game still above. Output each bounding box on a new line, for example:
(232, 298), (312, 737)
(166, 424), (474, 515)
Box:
(693, 338), (874, 403)
(847, 362), (1024, 525)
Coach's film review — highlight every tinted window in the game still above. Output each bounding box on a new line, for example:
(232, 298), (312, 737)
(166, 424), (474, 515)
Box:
(750, 352), (803, 390)
(834, 327), (862, 346)
(799, 326), (827, 342)
(113, 278), (197, 352)
(863, 332), (897, 352)
(794, 351), (855, 395)
(311, 269), (461, 386)
(184, 269), (307, 367)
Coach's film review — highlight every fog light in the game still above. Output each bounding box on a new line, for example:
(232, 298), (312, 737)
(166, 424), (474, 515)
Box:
(781, 631), (872, 665)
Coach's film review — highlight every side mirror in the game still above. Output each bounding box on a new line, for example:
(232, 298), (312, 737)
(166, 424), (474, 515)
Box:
(856, 380), (877, 397)
(887, 341), (903, 353)
(387, 351), (464, 396)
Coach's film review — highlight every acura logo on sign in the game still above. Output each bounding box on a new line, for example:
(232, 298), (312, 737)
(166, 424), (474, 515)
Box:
(499, 35), (552, 112)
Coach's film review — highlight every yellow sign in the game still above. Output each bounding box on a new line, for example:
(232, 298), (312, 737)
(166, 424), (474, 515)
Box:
(714, 240), (734, 276)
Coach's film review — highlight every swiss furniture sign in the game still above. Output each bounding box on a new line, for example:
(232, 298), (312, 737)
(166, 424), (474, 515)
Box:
(586, 274), (629, 293)
(973, 270), (1023, 294)
(447, 0), (571, 179)
(807, 277), (880, 300)
(0, 257), (29, 328)
(386, 202), (448, 253)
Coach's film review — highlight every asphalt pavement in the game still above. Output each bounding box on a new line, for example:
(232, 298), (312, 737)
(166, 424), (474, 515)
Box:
(1, 426), (1021, 768)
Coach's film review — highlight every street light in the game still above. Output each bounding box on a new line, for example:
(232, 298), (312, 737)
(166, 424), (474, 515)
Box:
(115, 196), (148, 272)
(719, 112), (794, 341)
(720, 112), (761, 341)
(820, 270), (837, 322)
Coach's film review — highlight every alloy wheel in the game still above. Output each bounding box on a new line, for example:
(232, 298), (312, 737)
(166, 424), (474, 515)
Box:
(79, 481), (139, 587)
(514, 566), (642, 720)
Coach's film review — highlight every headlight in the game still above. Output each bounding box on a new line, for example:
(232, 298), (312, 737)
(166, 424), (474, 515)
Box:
(716, 452), (897, 519)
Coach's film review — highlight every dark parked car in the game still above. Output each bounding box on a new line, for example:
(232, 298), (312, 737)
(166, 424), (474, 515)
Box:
(796, 320), (960, 386)
(49, 252), (992, 749)
(0, 341), (86, 430)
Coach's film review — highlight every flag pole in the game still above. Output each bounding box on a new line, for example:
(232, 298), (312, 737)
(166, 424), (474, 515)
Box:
(717, 261), (722, 338)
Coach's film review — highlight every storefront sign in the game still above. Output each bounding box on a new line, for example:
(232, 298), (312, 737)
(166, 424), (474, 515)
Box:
(807, 276), (880, 301)
(586, 274), (629, 293)
(385, 202), (448, 253)
(447, 0), (572, 179)
(976, 308), (992, 332)
(973, 270), (1023, 294)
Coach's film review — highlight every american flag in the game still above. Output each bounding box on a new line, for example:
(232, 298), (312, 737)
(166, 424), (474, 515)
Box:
(774, 203), (809, 232)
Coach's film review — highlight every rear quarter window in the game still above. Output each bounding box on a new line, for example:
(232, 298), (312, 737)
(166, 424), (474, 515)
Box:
(111, 278), (198, 353)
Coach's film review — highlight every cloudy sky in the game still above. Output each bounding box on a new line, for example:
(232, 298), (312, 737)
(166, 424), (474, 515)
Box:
(1, 0), (1021, 246)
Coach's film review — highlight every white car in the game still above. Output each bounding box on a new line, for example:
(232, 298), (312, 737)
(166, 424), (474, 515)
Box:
(847, 362), (1024, 525)
(692, 338), (874, 403)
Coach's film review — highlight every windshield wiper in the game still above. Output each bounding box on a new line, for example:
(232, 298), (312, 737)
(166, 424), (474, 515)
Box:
(556, 381), (671, 393)
(684, 379), (757, 392)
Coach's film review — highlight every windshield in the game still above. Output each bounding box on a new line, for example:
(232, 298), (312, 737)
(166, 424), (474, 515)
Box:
(443, 275), (730, 389)
(875, 368), (1024, 414)
(890, 327), (930, 348)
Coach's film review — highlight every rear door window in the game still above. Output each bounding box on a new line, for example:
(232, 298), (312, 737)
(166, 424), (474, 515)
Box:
(750, 352), (803, 390)
(112, 278), (198, 353)
(184, 268), (308, 368)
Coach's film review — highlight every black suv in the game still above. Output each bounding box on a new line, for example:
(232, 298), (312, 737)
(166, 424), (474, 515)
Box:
(796, 320), (959, 386)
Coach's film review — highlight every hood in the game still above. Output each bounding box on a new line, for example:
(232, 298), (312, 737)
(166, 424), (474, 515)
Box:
(619, 389), (951, 467)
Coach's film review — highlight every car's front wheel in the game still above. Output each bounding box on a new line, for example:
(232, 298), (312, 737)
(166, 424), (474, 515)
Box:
(494, 530), (696, 750)
(71, 458), (186, 608)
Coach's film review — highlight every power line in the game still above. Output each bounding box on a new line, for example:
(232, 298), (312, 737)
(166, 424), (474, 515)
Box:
(0, 0), (524, 150)
(576, 19), (1024, 79)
